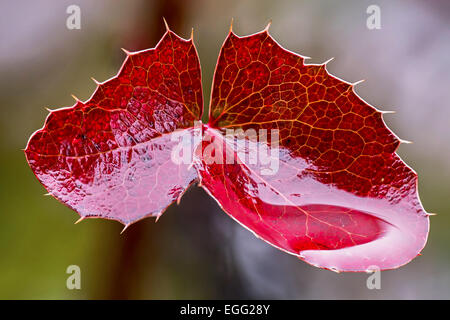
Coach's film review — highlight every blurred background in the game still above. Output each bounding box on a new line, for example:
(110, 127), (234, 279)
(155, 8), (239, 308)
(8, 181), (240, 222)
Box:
(0, 0), (449, 299)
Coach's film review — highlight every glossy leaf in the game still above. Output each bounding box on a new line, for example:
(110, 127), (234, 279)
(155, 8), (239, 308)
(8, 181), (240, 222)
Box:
(201, 29), (429, 271)
(26, 24), (429, 271)
(25, 30), (202, 225)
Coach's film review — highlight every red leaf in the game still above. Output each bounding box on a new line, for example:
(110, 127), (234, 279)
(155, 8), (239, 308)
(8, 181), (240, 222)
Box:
(25, 31), (203, 225)
(200, 29), (429, 271)
(25, 24), (429, 271)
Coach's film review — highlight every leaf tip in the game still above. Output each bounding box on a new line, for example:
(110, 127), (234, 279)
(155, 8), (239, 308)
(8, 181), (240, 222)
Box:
(163, 17), (170, 32)
(71, 94), (80, 102)
(190, 27), (194, 41)
(74, 216), (85, 224)
(323, 57), (335, 66)
(352, 79), (365, 86)
(229, 17), (234, 33)
(43, 192), (52, 197)
(329, 267), (341, 274)
(121, 47), (131, 56)
(91, 77), (100, 85)
(399, 139), (413, 144)
(120, 223), (131, 234)
(155, 213), (163, 223)
(264, 19), (272, 33)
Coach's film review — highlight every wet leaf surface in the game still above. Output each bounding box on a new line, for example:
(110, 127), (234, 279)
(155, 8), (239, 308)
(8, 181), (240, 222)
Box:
(26, 25), (429, 271)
